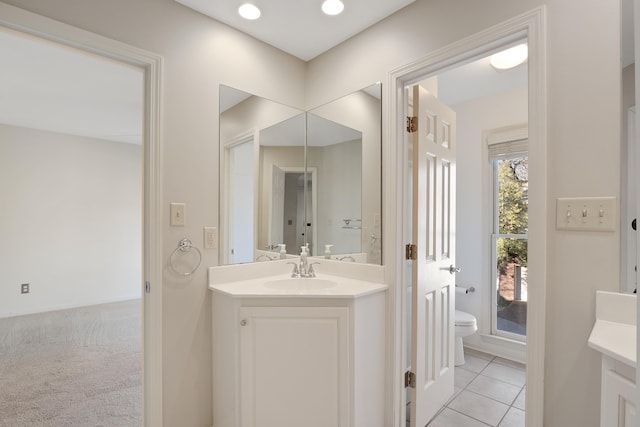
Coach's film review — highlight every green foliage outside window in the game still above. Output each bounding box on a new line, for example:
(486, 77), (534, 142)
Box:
(497, 157), (528, 274)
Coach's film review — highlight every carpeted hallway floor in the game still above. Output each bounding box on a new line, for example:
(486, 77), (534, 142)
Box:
(0, 300), (142, 426)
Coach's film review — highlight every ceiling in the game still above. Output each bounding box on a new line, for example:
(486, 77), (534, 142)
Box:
(1, 2), (631, 144)
(437, 53), (527, 107)
(174, 0), (416, 61)
(0, 27), (143, 145)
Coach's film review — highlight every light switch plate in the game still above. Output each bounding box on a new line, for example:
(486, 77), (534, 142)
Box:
(556, 197), (616, 232)
(170, 203), (185, 226)
(204, 227), (217, 249)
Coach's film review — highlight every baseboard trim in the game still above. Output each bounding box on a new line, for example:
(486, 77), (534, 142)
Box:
(464, 334), (526, 364)
(0, 296), (141, 319)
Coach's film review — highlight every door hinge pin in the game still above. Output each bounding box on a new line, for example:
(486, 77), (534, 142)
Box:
(405, 370), (416, 388)
(145, 281), (151, 294)
(405, 243), (417, 260)
(406, 116), (417, 133)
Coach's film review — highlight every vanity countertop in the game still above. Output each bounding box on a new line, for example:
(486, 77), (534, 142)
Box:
(209, 273), (387, 299)
(208, 258), (387, 298)
(587, 290), (637, 368)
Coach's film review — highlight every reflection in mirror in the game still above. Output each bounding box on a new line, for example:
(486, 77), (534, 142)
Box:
(306, 113), (361, 258)
(219, 84), (382, 265)
(258, 114), (313, 257)
(220, 86), (304, 264)
(621, 0), (636, 293)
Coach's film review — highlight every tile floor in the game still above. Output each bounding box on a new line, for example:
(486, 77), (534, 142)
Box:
(426, 348), (525, 427)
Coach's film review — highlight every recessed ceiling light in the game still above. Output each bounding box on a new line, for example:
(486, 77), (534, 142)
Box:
(238, 3), (261, 20)
(490, 44), (528, 70)
(322, 0), (344, 16)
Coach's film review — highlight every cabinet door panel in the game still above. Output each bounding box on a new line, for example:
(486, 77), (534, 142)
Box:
(240, 306), (349, 427)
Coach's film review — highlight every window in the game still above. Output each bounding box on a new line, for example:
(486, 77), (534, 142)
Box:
(490, 138), (528, 341)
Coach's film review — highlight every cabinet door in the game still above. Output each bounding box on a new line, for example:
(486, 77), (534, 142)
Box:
(239, 306), (349, 427)
(601, 367), (636, 427)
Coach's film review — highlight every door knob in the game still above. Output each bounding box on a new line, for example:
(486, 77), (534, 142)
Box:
(449, 265), (461, 274)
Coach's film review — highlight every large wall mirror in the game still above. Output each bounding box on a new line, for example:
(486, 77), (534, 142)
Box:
(219, 83), (382, 265)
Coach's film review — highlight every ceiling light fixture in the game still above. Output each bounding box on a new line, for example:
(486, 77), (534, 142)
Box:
(490, 44), (528, 70)
(322, 0), (344, 16)
(238, 3), (261, 20)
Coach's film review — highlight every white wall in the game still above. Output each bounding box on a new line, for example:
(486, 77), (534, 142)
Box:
(315, 140), (362, 255)
(453, 86), (528, 358)
(0, 124), (141, 318)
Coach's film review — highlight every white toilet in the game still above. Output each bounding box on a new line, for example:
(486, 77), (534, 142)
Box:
(454, 309), (477, 366)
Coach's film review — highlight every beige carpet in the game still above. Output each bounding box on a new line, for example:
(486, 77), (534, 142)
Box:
(0, 300), (142, 426)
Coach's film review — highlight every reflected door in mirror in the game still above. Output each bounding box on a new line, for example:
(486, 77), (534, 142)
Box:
(229, 138), (254, 264)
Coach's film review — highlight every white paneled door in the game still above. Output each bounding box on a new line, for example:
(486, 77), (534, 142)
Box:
(410, 84), (457, 427)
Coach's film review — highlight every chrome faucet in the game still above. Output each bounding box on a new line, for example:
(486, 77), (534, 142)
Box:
(287, 261), (319, 278)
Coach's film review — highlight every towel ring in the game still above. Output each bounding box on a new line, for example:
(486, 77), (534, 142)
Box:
(169, 238), (202, 276)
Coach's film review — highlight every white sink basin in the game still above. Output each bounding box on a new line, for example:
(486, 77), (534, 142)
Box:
(264, 278), (338, 291)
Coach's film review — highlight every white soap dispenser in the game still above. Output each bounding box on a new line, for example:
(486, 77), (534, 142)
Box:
(324, 244), (333, 259)
(278, 244), (287, 260)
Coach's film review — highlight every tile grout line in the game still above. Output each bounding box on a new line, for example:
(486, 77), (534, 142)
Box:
(441, 354), (526, 426)
(425, 351), (526, 426)
(444, 406), (494, 426)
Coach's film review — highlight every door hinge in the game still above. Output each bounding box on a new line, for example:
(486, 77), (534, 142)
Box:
(405, 243), (417, 260)
(406, 116), (417, 133)
(404, 370), (416, 388)
(145, 281), (151, 294)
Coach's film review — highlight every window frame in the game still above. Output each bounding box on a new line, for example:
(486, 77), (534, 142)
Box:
(490, 149), (528, 342)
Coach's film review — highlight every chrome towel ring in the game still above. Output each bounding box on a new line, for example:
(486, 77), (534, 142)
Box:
(169, 238), (202, 276)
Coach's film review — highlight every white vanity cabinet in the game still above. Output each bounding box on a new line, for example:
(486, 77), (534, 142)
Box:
(588, 291), (637, 427)
(210, 275), (387, 427)
(239, 306), (350, 427)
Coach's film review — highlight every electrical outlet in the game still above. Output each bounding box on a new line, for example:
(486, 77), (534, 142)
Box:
(204, 227), (217, 249)
(21, 283), (29, 294)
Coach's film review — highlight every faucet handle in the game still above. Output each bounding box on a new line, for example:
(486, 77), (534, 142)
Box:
(308, 262), (320, 277)
(286, 261), (300, 277)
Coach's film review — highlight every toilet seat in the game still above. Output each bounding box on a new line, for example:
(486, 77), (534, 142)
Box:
(455, 309), (476, 327)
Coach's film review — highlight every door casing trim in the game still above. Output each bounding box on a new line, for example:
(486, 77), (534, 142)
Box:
(383, 6), (547, 427)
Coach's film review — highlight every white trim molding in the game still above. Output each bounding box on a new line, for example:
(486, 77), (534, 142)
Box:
(385, 6), (547, 427)
(0, 4), (164, 426)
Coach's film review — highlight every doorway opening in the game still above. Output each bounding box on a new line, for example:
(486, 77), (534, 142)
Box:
(0, 4), (163, 424)
(225, 134), (256, 264)
(275, 167), (317, 256)
(0, 25), (144, 424)
(392, 8), (547, 427)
